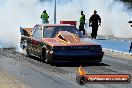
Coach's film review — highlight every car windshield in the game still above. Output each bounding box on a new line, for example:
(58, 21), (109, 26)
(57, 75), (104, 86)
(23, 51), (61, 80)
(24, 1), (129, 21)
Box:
(43, 26), (83, 38)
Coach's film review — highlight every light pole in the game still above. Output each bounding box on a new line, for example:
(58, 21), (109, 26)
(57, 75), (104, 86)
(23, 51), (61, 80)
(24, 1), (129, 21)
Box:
(54, 0), (56, 24)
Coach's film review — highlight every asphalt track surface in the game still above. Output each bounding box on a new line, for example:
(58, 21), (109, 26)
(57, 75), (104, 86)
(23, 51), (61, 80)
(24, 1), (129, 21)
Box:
(0, 48), (132, 88)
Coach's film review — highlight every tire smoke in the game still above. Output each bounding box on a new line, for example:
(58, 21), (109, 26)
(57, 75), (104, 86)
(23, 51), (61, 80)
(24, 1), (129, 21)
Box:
(54, 0), (132, 38)
(0, 0), (132, 51)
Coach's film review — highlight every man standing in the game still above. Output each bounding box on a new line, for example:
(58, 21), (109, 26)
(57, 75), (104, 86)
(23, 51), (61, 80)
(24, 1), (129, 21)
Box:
(128, 21), (132, 52)
(79, 11), (85, 35)
(89, 10), (101, 39)
(129, 42), (132, 52)
(40, 10), (49, 24)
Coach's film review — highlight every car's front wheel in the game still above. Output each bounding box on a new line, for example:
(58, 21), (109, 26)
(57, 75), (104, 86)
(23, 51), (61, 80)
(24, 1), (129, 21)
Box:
(44, 50), (54, 64)
(42, 48), (52, 64)
(45, 52), (52, 64)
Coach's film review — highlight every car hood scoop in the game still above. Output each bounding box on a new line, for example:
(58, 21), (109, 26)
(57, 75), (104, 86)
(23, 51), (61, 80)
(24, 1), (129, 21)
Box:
(55, 31), (81, 44)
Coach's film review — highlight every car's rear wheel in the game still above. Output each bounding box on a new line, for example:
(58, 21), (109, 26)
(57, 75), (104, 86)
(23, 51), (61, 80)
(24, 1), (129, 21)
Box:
(20, 40), (30, 57)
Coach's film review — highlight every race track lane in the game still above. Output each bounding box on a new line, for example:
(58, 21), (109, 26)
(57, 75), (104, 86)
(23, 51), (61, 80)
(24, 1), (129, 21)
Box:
(0, 48), (131, 88)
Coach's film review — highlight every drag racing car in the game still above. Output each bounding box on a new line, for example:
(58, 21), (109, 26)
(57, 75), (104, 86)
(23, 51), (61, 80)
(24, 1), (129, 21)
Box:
(20, 24), (104, 63)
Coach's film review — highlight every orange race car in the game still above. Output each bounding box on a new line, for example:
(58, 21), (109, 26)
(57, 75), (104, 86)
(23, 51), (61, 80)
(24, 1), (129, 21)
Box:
(20, 24), (104, 63)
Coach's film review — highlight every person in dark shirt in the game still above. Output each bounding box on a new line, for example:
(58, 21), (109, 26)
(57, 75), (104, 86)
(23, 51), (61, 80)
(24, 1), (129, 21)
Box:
(128, 21), (132, 52)
(129, 42), (132, 52)
(89, 10), (101, 39)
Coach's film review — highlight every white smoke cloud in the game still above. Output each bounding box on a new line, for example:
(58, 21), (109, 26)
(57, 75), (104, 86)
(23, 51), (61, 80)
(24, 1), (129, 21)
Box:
(0, 0), (42, 50)
(56, 0), (132, 38)
(0, 0), (132, 50)
(48, 0), (132, 38)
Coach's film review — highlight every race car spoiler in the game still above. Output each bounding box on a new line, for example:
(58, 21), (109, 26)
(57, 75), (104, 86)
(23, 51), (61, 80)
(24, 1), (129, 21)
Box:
(20, 27), (32, 37)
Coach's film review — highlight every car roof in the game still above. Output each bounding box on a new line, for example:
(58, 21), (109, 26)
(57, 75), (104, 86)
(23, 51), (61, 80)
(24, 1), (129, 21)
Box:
(36, 24), (74, 27)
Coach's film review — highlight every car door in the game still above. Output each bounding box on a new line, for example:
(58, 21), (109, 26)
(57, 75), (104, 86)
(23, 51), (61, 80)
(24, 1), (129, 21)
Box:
(30, 25), (43, 57)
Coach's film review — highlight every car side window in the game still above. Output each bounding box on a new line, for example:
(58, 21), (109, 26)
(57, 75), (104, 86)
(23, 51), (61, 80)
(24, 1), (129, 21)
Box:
(32, 25), (37, 34)
(33, 25), (42, 39)
(43, 27), (55, 38)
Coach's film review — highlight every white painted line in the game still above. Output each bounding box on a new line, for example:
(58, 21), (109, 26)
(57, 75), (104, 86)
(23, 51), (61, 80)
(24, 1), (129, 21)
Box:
(103, 48), (132, 56)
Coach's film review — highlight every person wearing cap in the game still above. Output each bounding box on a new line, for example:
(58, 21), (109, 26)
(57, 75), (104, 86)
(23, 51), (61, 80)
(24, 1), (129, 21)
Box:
(40, 10), (49, 24)
(89, 10), (101, 39)
(79, 11), (86, 35)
